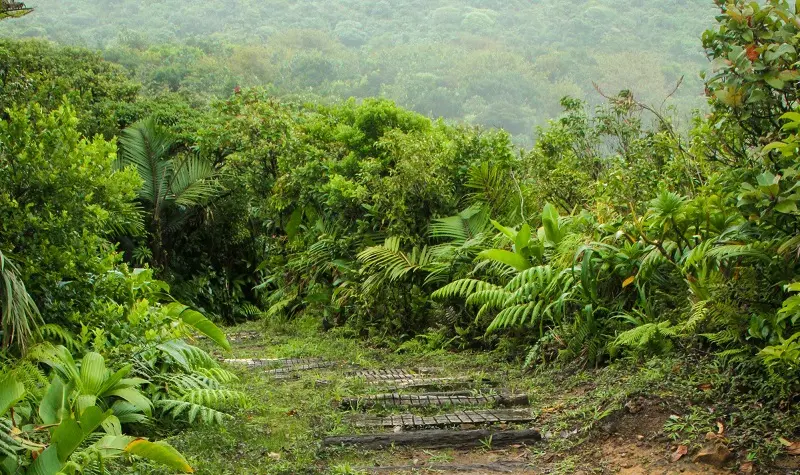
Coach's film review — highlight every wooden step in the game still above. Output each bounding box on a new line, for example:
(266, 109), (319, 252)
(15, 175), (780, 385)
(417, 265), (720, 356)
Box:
(350, 408), (533, 428)
(370, 377), (494, 391)
(323, 428), (541, 449)
(214, 330), (261, 343)
(337, 392), (528, 410)
(346, 368), (438, 381)
(223, 357), (325, 369)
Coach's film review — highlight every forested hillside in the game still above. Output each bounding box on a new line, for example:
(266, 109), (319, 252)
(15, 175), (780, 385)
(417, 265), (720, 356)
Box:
(1, 1), (800, 473)
(1, 0), (716, 142)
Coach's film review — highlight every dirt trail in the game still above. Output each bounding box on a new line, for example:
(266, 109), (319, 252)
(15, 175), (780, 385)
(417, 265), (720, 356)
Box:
(220, 330), (747, 474)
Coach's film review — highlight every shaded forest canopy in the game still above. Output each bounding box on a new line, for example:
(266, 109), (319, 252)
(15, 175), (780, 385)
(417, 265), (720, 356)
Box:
(1, 0), (716, 143)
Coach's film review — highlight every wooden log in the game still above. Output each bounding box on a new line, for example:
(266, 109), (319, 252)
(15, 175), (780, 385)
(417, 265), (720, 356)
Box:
(358, 461), (531, 473)
(323, 428), (541, 449)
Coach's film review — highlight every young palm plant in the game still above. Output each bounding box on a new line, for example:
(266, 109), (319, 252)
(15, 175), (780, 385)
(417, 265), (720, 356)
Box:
(117, 118), (222, 268)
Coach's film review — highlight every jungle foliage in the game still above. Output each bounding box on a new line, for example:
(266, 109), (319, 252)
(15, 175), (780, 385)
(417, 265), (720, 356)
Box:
(1, 1), (800, 473)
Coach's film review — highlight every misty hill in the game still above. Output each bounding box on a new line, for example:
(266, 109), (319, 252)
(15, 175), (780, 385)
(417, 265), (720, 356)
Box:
(1, 0), (718, 142)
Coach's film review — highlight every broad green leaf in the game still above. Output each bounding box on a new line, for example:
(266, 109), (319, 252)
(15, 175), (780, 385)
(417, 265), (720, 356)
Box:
(762, 141), (787, 153)
(765, 76), (785, 89)
(514, 224), (531, 253)
(489, 219), (516, 240)
(0, 376), (25, 417)
(51, 407), (111, 462)
(786, 282), (800, 292)
(97, 365), (133, 396)
(541, 203), (563, 245)
(775, 200), (798, 214)
(125, 439), (194, 473)
(39, 377), (67, 426)
(478, 249), (532, 271)
(79, 352), (107, 396)
(107, 388), (152, 417)
(166, 303), (230, 350)
(27, 446), (62, 475)
(51, 417), (82, 462)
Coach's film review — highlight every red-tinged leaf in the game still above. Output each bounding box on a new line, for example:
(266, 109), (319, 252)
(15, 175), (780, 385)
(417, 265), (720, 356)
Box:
(746, 44), (759, 61)
(671, 445), (688, 462)
(739, 461), (755, 474)
(717, 421), (725, 435)
(698, 383), (713, 391)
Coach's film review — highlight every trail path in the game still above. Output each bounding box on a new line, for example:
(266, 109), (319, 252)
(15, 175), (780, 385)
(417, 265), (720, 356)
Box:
(214, 330), (738, 474)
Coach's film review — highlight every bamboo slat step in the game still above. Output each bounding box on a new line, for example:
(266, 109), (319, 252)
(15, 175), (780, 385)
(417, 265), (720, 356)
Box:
(337, 392), (529, 410)
(350, 408), (533, 428)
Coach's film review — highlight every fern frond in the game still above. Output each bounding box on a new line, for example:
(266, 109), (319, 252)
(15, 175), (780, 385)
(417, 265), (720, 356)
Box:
(157, 340), (219, 371)
(155, 399), (229, 424)
(179, 389), (246, 408)
(612, 321), (677, 350)
(432, 279), (501, 300)
(196, 367), (238, 384)
(465, 289), (512, 308)
(487, 301), (545, 333)
(38, 323), (81, 352)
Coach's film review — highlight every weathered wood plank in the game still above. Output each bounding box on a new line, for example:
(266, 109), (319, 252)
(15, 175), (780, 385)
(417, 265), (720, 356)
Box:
(367, 377), (494, 391)
(338, 392), (524, 410)
(223, 357), (325, 368)
(358, 462), (532, 473)
(351, 409), (533, 428)
(323, 428), (541, 449)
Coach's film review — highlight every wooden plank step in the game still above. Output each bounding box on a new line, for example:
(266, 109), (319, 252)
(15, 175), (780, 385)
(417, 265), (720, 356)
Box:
(265, 361), (338, 379)
(351, 408), (533, 428)
(371, 377), (494, 391)
(337, 392), (528, 410)
(346, 369), (419, 381)
(223, 357), (325, 368)
(323, 428), (541, 449)
(207, 330), (261, 343)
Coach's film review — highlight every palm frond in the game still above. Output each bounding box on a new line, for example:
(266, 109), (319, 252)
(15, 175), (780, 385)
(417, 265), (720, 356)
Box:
(0, 250), (41, 353)
(117, 118), (175, 205)
(169, 155), (221, 207)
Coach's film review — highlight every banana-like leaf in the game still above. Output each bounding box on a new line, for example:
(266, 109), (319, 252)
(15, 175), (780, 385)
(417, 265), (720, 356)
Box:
(0, 375), (24, 417)
(125, 439), (194, 473)
(478, 249), (531, 271)
(165, 303), (230, 350)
